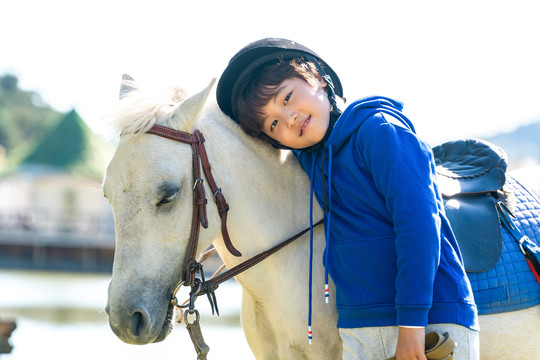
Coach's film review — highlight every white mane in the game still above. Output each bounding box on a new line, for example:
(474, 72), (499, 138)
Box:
(107, 78), (282, 164)
(108, 84), (188, 136)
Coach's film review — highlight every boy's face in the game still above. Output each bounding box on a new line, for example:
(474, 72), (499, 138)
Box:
(260, 77), (330, 149)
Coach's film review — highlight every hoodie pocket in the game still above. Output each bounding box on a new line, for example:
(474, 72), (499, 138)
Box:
(328, 236), (397, 308)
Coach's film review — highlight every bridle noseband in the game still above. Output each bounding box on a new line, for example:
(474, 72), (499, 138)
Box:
(146, 124), (241, 289)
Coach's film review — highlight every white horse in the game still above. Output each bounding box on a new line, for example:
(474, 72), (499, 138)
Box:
(104, 78), (540, 359)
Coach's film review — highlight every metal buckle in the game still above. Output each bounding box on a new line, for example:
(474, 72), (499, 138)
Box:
(193, 178), (204, 190)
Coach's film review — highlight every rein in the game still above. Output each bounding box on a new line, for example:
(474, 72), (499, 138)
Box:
(198, 218), (324, 297)
(145, 124), (323, 359)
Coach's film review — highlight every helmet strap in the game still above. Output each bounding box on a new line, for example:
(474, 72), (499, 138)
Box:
(306, 55), (342, 119)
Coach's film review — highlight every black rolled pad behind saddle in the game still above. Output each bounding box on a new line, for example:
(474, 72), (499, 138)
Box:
(433, 139), (508, 273)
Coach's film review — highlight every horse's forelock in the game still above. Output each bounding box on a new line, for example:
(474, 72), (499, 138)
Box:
(109, 86), (188, 136)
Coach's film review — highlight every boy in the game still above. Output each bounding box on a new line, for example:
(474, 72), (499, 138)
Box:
(217, 38), (479, 360)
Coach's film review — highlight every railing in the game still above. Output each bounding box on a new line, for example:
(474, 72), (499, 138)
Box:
(0, 208), (115, 248)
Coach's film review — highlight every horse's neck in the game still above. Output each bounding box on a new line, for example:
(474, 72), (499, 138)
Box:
(198, 108), (321, 264)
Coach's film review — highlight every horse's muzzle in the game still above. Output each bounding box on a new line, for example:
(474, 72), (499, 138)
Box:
(106, 300), (174, 344)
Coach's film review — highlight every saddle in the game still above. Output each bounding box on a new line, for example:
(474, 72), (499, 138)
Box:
(433, 139), (508, 273)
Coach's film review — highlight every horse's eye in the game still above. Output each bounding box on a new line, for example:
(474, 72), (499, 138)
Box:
(157, 189), (178, 206)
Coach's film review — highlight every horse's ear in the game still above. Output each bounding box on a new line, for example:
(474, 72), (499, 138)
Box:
(119, 74), (137, 100)
(172, 78), (216, 130)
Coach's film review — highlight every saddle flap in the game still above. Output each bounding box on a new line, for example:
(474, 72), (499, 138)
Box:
(433, 139), (508, 197)
(444, 194), (503, 272)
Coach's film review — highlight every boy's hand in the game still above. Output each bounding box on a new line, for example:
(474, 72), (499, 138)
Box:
(395, 327), (427, 360)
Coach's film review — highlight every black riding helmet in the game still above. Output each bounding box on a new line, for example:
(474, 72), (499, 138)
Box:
(216, 38), (343, 126)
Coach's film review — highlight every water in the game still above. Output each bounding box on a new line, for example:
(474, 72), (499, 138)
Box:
(0, 270), (254, 359)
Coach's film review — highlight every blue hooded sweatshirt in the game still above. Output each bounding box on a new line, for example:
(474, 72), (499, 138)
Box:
(294, 97), (479, 330)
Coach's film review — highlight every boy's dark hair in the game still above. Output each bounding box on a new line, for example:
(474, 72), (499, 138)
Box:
(236, 57), (321, 140)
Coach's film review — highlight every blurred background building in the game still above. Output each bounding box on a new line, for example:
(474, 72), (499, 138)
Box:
(0, 74), (115, 273)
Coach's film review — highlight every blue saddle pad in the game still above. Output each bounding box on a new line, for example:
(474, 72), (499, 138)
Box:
(466, 176), (540, 315)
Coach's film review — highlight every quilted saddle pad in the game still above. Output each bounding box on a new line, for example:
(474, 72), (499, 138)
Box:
(467, 176), (540, 315)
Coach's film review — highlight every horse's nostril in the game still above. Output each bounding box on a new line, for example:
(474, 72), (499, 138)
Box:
(131, 310), (148, 337)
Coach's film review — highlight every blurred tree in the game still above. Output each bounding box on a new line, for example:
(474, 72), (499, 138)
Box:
(0, 74), (18, 91)
(5, 108), (113, 179)
(0, 74), (61, 155)
(0, 73), (114, 179)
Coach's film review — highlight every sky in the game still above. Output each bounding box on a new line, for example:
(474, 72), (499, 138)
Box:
(1, 0), (539, 145)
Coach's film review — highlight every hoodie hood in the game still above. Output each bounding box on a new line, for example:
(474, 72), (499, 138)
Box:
(327, 96), (415, 152)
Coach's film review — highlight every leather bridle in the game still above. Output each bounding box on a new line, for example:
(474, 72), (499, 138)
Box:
(144, 124), (323, 359)
(146, 124), (241, 290)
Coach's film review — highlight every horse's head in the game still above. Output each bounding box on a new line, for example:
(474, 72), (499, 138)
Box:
(103, 76), (221, 344)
